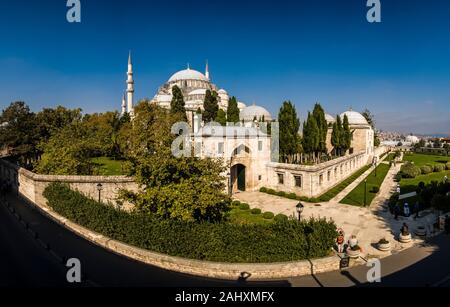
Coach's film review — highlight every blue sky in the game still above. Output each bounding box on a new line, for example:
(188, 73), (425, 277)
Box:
(0, 0), (449, 135)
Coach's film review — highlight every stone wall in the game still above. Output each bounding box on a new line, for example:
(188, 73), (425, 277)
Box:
(0, 159), (139, 208)
(265, 151), (369, 198)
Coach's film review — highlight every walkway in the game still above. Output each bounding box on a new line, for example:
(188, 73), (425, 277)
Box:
(234, 154), (438, 257)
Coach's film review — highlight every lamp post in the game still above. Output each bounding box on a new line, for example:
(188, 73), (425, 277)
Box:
(96, 183), (103, 203)
(296, 203), (304, 221)
(364, 179), (367, 207)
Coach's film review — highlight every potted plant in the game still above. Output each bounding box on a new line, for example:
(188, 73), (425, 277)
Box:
(377, 238), (391, 251)
(346, 245), (362, 258)
(399, 224), (412, 243)
(415, 226), (427, 237)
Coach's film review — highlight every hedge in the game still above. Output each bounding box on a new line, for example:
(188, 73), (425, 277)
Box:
(262, 212), (275, 220)
(434, 164), (445, 173)
(420, 165), (433, 175)
(43, 183), (338, 263)
(401, 162), (421, 178)
(446, 162), (450, 170)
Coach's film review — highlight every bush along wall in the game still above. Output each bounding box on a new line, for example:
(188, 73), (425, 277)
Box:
(43, 183), (338, 263)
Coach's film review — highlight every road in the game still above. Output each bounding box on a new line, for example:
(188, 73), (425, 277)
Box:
(1, 192), (450, 287)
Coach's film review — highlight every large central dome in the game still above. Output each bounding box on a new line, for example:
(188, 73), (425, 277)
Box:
(168, 68), (208, 82)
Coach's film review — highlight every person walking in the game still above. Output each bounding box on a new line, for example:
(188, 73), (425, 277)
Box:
(394, 204), (400, 220)
(414, 201), (420, 219)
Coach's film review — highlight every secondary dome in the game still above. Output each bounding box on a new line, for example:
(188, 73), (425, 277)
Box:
(240, 105), (272, 122)
(168, 68), (208, 82)
(188, 89), (208, 96)
(325, 113), (336, 124)
(340, 109), (369, 126)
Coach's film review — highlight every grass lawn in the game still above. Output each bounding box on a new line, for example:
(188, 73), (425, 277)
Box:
(91, 157), (126, 176)
(227, 206), (276, 225)
(341, 163), (391, 207)
(400, 170), (450, 194)
(403, 153), (450, 167)
(316, 165), (372, 202)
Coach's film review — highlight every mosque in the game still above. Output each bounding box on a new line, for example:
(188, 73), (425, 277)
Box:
(120, 54), (382, 198)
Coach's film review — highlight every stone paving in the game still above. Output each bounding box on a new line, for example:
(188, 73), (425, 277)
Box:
(234, 153), (439, 258)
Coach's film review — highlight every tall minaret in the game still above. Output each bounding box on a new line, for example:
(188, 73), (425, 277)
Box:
(121, 92), (127, 116)
(205, 60), (210, 81)
(126, 51), (134, 117)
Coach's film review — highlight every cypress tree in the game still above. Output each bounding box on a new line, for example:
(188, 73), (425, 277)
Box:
(170, 85), (187, 120)
(278, 101), (300, 163)
(203, 90), (219, 122)
(226, 96), (240, 123)
(312, 103), (328, 155)
(331, 116), (342, 156)
(342, 114), (352, 153)
(215, 109), (227, 126)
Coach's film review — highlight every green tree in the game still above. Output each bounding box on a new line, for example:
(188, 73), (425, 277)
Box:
(312, 103), (328, 155)
(215, 109), (227, 126)
(203, 90), (219, 122)
(226, 96), (240, 123)
(302, 112), (320, 162)
(331, 115), (343, 156)
(278, 101), (300, 163)
(119, 102), (230, 222)
(0, 101), (39, 167)
(342, 114), (352, 154)
(170, 85), (187, 120)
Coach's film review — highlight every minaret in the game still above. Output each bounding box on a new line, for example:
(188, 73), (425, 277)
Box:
(126, 51), (134, 117)
(121, 92), (127, 116)
(205, 60), (210, 81)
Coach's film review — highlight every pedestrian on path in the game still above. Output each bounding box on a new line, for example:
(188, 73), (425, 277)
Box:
(414, 202), (420, 219)
(394, 204), (400, 220)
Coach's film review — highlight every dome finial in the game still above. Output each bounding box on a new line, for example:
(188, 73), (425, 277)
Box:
(187, 63), (190, 70)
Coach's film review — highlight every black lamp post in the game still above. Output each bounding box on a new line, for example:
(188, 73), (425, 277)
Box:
(96, 183), (103, 203)
(364, 179), (367, 207)
(296, 203), (304, 221)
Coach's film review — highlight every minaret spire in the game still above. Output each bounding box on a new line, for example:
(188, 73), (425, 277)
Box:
(121, 92), (127, 116)
(126, 51), (134, 118)
(205, 60), (210, 81)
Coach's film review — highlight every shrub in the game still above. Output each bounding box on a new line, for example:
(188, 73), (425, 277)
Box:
(43, 183), (338, 263)
(238, 203), (250, 210)
(259, 187), (267, 193)
(232, 200), (241, 207)
(378, 238), (389, 245)
(250, 208), (262, 215)
(277, 191), (287, 197)
(434, 164), (445, 173)
(274, 214), (289, 222)
(370, 187), (380, 194)
(420, 165), (433, 175)
(401, 163), (421, 178)
(446, 162), (450, 170)
(395, 173), (403, 182)
(262, 212), (275, 220)
(287, 193), (298, 200)
(267, 189), (276, 195)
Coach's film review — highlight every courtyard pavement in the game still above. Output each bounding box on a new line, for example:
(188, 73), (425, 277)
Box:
(234, 153), (439, 258)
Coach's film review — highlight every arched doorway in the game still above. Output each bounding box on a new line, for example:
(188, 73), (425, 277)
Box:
(231, 164), (246, 192)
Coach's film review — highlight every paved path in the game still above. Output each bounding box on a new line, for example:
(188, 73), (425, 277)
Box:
(234, 154), (438, 257)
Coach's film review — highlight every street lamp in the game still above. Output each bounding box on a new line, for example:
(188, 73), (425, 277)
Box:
(364, 179), (367, 207)
(96, 183), (103, 203)
(296, 203), (304, 221)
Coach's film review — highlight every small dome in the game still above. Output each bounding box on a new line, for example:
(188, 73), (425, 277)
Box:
(325, 113), (336, 124)
(218, 89), (228, 95)
(340, 110), (369, 125)
(240, 104), (272, 122)
(168, 68), (208, 82)
(188, 89), (207, 96)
